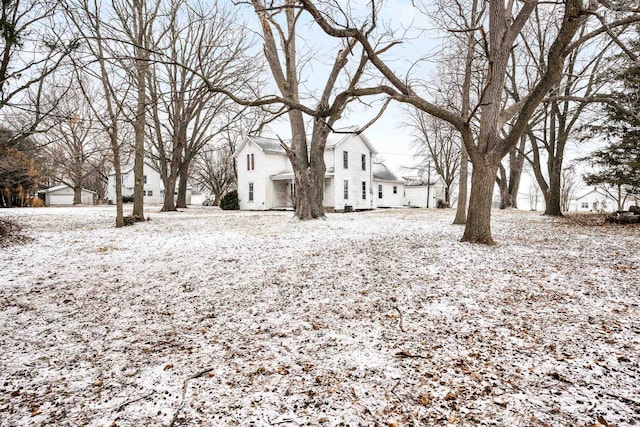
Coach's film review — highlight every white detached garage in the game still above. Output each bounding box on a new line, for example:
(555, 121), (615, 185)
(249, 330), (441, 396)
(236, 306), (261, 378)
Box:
(38, 185), (96, 206)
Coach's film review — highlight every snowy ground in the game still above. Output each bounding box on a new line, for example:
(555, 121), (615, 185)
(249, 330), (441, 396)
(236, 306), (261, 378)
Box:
(0, 206), (638, 427)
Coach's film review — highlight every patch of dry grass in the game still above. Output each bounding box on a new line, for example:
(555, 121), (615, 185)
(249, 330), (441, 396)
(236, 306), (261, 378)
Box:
(0, 218), (30, 246)
(560, 212), (609, 227)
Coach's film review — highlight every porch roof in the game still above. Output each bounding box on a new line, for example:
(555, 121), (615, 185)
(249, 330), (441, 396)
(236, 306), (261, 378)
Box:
(270, 171), (335, 181)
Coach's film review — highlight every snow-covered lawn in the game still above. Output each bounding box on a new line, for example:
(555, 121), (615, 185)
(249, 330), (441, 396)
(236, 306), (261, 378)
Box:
(1, 206), (638, 427)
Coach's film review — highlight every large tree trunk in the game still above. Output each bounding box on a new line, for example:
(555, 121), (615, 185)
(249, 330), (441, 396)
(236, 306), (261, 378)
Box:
(73, 185), (82, 205)
(161, 175), (177, 212)
(453, 137), (468, 224)
(132, 60), (145, 218)
(290, 120), (327, 220)
(544, 165), (563, 216)
(113, 147), (124, 228)
(461, 160), (499, 244)
(176, 160), (189, 208)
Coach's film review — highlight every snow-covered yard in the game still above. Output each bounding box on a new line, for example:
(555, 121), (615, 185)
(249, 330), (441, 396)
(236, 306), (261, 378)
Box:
(0, 206), (638, 426)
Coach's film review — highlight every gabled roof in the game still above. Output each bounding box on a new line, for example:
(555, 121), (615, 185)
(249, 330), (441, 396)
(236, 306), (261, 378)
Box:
(38, 185), (96, 194)
(234, 135), (285, 157)
(235, 127), (378, 157)
(325, 126), (378, 154)
(108, 162), (159, 176)
(574, 187), (615, 201)
(249, 135), (287, 154)
(372, 163), (402, 182)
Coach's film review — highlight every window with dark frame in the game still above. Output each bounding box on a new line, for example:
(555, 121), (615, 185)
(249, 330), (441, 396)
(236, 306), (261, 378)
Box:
(378, 184), (383, 199)
(361, 154), (366, 171)
(250, 153), (254, 170)
(343, 151), (348, 169)
(393, 186), (397, 194)
(362, 181), (366, 200)
(343, 180), (349, 199)
(249, 182), (254, 202)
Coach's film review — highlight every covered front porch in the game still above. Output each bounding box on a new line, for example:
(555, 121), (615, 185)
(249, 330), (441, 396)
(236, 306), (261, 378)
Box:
(270, 173), (334, 210)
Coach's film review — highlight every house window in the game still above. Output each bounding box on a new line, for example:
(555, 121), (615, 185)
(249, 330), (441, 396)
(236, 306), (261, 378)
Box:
(147, 190), (153, 197)
(247, 153), (255, 170)
(361, 154), (366, 171)
(143, 175), (147, 184)
(592, 202), (598, 210)
(378, 184), (383, 199)
(343, 151), (348, 169)
(142, 190), (146, 196)
(249, 182), (254, 202)
(343, 180), (349, 200)
(602, 201), (607, 209)
(393, 186), (398, 194)
(362, 181), (366, 200)
(581, 202), (589, 209)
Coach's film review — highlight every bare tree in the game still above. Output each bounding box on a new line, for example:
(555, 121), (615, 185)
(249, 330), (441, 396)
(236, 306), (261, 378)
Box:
(63, 0), (137, 227)
(218, 0), (378, 220)
(516, 8), (616, 216)
(192, 145), (235, 206)
(496, 136), (527, 209)
(144, 1), (257, 211)
(45, 87), (109, 204)
(0, 0), (75, 138)
(110, 0), (160, 219)
(560, 166), (581, 212)
(300, 0), (639, 243)
(407, 109), (460, 205)
(191, 106), (269, 205)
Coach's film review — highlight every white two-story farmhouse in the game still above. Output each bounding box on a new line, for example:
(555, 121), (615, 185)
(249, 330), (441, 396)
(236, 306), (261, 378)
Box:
(235, 129), (407, 211)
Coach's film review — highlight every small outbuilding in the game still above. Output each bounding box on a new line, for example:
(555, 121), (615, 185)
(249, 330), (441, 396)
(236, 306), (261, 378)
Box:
(38, 185), (96, 206)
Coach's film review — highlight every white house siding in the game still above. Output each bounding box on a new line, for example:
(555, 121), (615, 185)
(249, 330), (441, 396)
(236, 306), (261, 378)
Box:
(48, 188), (74, 206)
(40, 186), (95, 206)
(332, 135), (374, 211)
(235, 132), (378, 212)
(570, 188), (636, 213)
(237, 148), (265, 210)
(236, 139), (291, 210)
(107, 163), (185, 205)
(374, 181), (404, 208)
(404, 186), (431, 208)
(323, 177), (334, 209)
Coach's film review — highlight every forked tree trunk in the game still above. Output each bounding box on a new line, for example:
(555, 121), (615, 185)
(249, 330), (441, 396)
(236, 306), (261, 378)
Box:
(161, 175), (177, 212)
(292, 166), (325, 219)
(176, 161), (189, 208)
(289, 122), (328, 220)
(453, 143), (468, 224)
(461, 161), (499, 244)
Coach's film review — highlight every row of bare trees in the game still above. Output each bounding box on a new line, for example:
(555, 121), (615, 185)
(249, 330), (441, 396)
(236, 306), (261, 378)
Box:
(2, 0), (638, 242)
(288, 0), (638, 243)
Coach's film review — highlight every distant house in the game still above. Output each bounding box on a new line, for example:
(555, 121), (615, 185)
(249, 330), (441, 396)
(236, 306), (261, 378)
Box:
(402, 176), (446, 208)
(234, 129), (378, 211)
(570, 187), (638, 212)
(107, 163), (191, 205)
(372, 163), (404, 208)
(38, 185), (96, 206)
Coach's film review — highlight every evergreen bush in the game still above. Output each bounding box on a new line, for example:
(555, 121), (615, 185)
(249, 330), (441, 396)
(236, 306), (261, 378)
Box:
(219, 190), (239, 210)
